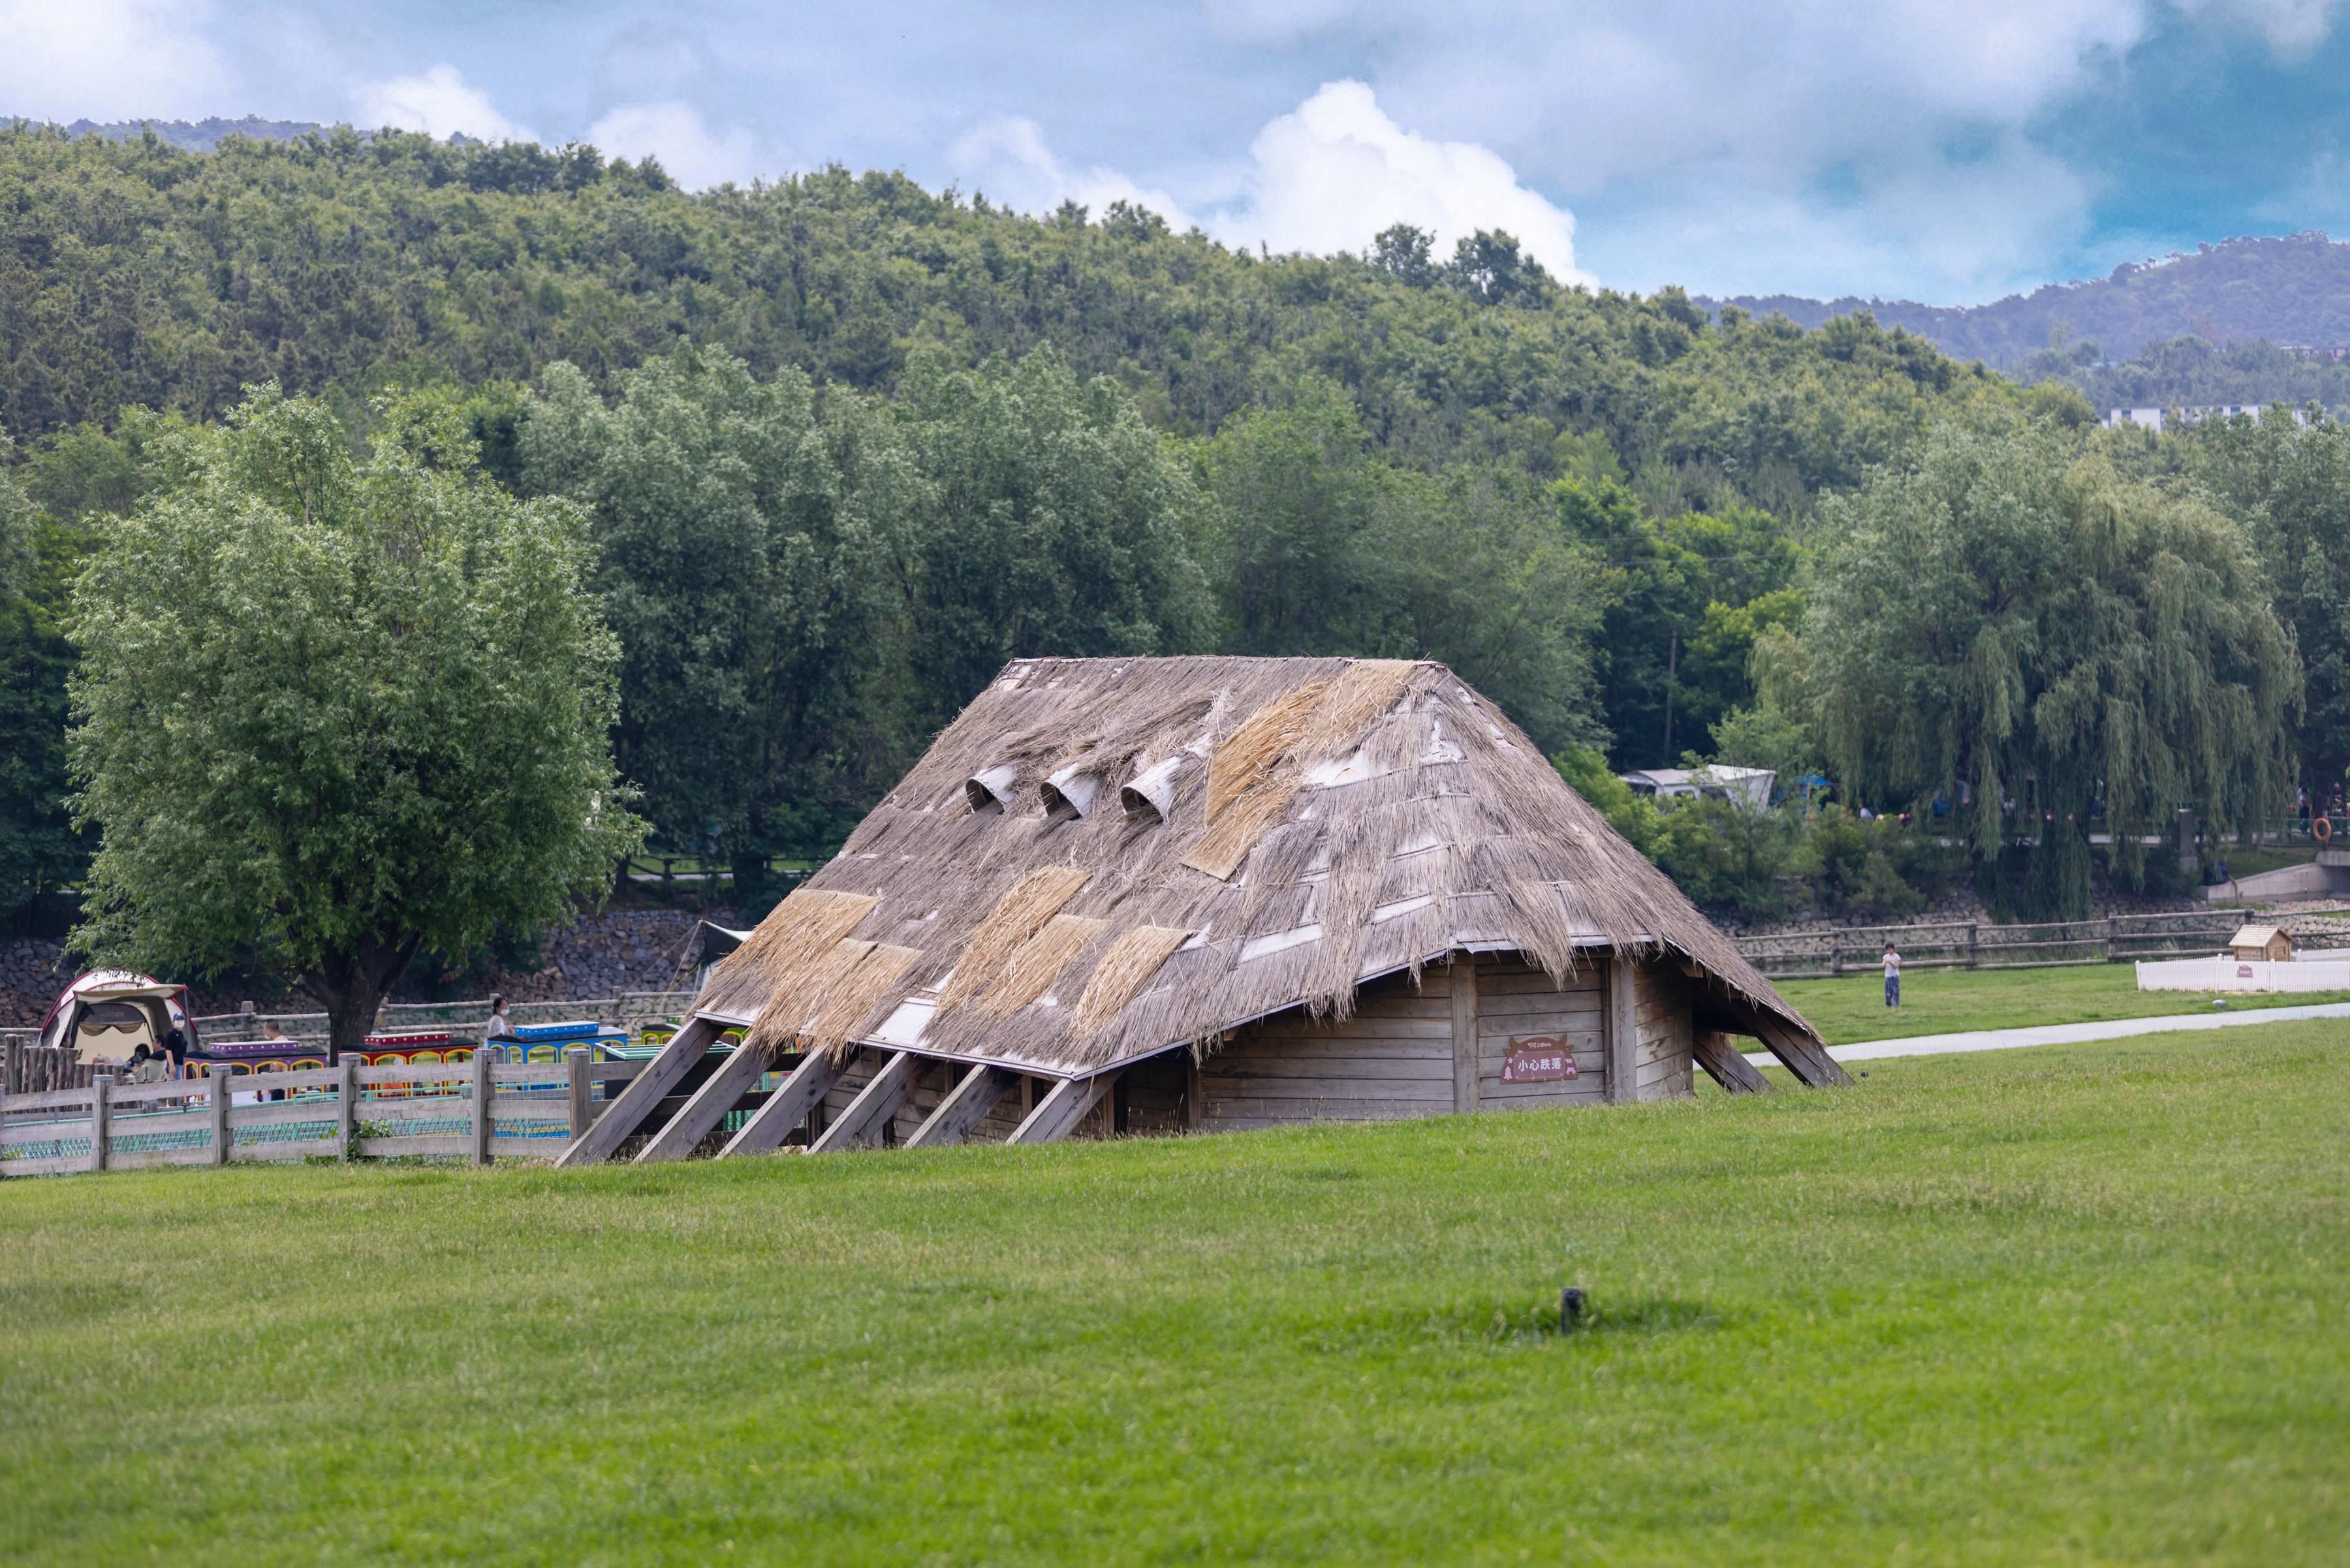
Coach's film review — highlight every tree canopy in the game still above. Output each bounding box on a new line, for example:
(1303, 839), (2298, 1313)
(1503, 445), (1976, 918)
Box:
(1798, 420), (2298, 915)
(67, 385), (642, 1052)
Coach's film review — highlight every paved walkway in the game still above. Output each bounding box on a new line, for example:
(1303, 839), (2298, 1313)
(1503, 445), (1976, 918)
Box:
(1747, 1000), (2350, 1068)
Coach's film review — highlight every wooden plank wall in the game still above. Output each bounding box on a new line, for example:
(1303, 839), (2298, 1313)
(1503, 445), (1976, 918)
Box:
(1194, 966), (1455, 1133)
(1474, 955), (1608, 1110)
(1633, 964), (1697, 1100)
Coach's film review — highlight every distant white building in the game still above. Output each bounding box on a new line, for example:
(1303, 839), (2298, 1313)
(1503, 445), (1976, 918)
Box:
(1619, 765), (1775, 809)
(2101, 404), (2310, 431)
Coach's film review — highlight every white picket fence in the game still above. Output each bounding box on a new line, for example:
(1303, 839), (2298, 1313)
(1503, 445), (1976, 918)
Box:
(0, 1051), (646, 1178)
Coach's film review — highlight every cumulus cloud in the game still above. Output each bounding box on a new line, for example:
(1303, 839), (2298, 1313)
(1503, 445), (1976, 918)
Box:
(950, 116), (1201, 228)
(587, 101), (769, 189)
(0, 0), (227, 121)
(355, 65), (535, 143)
(1221, 81), (1584, 279)
(953, 83), (1582, 281)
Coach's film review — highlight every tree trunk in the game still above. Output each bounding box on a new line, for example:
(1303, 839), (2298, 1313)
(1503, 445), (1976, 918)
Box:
(310, 937), (422, 1064)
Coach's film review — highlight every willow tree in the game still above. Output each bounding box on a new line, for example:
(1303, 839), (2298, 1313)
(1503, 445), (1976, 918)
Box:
(68, 386), (642, 1058)
(1802, 421), (2298, 917)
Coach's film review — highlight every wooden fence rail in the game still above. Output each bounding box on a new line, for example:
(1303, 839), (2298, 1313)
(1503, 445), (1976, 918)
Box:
(1730, 909), (2349, 979)
(0, 1050), (653, 1180)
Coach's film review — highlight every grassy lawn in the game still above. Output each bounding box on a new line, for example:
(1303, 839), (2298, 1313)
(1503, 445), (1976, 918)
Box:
(1777, 960), (2350, 1044)
(5, 1027), (2347, 1565)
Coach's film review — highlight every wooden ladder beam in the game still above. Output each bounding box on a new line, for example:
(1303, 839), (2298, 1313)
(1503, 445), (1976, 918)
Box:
(1751, 1018), (1852, 1088)
(632, 1038), (776, 1164)
(1602, 951), (1639, 1105)
(903, 1065), (1015, 1149)
(806, 1050), (917, 1154)
(1692, 1029), (1772, 1094)
(717, 1046), (849, 1157)
(1006, 1072), (1118, 1146)
(554, 1015), (719, 1167)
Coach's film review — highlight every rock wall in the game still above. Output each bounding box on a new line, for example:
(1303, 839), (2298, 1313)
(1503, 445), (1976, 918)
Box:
(0, 906), (737, 1028)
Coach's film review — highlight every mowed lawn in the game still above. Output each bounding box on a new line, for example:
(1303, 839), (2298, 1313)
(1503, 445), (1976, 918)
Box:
(5, 1029), (2347, 1565)
(1778, 959), (2350, 1044)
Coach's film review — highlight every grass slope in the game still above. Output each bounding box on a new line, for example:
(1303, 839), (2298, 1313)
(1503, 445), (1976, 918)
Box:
(4, 1028), (2346, 1565)
(1778, 960), (2350, 1044)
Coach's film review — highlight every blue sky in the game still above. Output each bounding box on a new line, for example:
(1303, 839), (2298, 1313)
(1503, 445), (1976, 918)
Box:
(5, 1), (2349, 304)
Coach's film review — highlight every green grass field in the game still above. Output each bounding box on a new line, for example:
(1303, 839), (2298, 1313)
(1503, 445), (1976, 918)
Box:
(1778, 960), (2350, 1043)
(5, 1026), (2346, 1565)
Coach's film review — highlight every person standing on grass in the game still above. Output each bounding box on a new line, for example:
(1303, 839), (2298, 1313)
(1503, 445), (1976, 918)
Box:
(1883, 941), (1902, 1008)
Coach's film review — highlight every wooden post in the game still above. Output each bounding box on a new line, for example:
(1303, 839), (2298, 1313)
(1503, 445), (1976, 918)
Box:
(1967, 922), (1979, 969)
(1007, 1072), (1120, 1146)
(1751, 1018), (1853, 1088)
(1603, 951), (1638, 1105)
(806, 1050), (918, 1154)
(1691, 1029), (1772, 1094)
(336, 1056), (358, 1159)
(1450, 952), (1480, 1115)
(905, 1065), (1014, 1149)
(633, 1037), (772, 1163)
(3, 1036), (18, 1097)
(2104, 916), (2116, 962)
(556, 1014), (719, 1167)
(719, 1047), (849, 1157)
(89, 1074), (112, 1174)
(209, 1067), (232, 1165)
(469, 1046), (494, 1166)
(567, 1047), (592, 1141)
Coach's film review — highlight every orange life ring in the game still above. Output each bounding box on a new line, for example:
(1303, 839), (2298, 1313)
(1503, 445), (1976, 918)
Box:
(2317, 816), (2334, 843)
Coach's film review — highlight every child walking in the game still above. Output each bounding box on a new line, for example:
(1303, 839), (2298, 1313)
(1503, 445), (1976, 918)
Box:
(1883, 941), (1902, 1008)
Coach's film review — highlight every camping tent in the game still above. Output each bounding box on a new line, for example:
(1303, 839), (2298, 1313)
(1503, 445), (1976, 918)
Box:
(563, 657), (1838, 1165)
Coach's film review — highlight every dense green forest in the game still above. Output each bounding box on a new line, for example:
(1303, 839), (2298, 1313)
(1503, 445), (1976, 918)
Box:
(2, 124), (2340, 929)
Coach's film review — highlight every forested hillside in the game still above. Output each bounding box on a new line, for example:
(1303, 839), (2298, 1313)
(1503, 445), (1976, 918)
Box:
(1706, 233), (2350, 370)
(3, 123), (2329, 932)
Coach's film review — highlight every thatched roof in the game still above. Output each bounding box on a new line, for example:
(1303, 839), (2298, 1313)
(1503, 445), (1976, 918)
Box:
(701, 656), (1819, 1075)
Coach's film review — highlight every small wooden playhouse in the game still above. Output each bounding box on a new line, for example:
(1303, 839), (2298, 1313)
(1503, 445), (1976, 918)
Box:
(560, 657), (1840, 1165)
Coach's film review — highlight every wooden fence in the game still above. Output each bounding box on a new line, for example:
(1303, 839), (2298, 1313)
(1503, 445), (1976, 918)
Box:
(1730, 909), (2349, 979)
(0, 1049), (648, 1179)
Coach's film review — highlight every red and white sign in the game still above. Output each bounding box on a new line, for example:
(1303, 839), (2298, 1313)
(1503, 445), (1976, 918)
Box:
(1501, 1035), (1576, 1083)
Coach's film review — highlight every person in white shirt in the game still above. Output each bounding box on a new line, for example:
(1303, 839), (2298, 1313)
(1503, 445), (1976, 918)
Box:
(1883, 942), (1902, 1008)
(485, 996), (514, 1041)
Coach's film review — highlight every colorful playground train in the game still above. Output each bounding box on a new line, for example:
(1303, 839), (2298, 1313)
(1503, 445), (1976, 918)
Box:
(35, 970), (727, 1081)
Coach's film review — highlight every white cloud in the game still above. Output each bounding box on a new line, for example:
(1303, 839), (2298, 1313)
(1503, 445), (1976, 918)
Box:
(950, 116), (1200, 229)
(1219, 81), (1584, 280)
(951, 83), (1582, 281)
(355, 65), (535, 144)
(0, 0), (227, 122)
(587, 101), (768, 189)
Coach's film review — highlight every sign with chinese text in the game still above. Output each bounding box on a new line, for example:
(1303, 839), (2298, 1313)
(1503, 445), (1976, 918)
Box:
(1501, 1035), (1576, 1083)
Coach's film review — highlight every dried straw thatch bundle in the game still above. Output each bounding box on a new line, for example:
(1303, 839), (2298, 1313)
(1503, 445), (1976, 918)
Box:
(936, 866), (1089, 1014)
(702, 889), (877, 1029)
(801, 941), (923, 1057)
(974, 913), (1108, 1022)
(702, 656), (1820, 1076)
(1073, 925), (1193, 1035)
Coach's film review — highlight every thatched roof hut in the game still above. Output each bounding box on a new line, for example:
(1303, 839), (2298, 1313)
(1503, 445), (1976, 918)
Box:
(559, 656), (1840, 1165)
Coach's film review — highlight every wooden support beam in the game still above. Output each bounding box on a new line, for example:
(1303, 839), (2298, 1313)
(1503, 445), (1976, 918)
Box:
(1006, 1071), (1119, 1146)
(566, 1047), (592, 1141)
(632, 1039), (773, 1164)
(718, 1047), (848, 1157)
(904, 1065), (1015, 1149)
(469, 1046), (494, 1166)
(1751, 1018), (1852, 1088)
(336, 1056), (359, 1157)
(1450, 952), (1480, 1114)
(208, 1067), (232, 1167)
(806, 1050), (917, 1154)
(1603, 951), (1639, 1105)
(89, 1074), (112, 1174)
(554, 1014), (720, 1167)
(1692, 1028), (1772, 1095)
